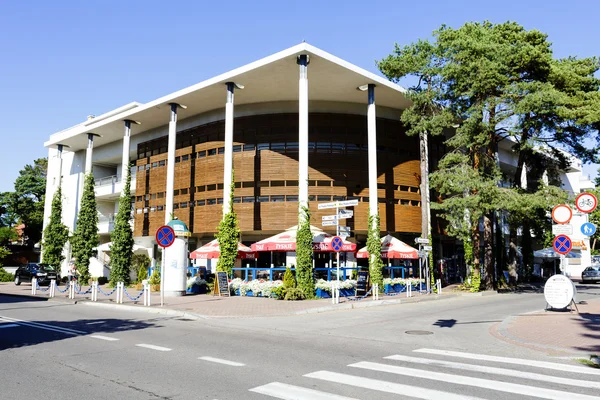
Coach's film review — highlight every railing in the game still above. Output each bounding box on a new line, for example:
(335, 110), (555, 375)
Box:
(231, 266), (406, 281)
(98, 214), (115, 223)
(95, 170), (137, 187)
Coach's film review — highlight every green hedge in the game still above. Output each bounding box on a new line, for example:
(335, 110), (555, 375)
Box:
(0, 267), (14, 282)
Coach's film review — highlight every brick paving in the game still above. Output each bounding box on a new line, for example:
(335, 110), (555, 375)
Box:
(491, 298), (600, 356)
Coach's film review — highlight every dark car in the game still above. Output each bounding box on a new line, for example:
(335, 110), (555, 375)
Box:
(14, 263), (59, 286)
(582, 264), (600, 284)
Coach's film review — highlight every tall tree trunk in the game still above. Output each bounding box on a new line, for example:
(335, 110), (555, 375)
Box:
(522, 221), (533, 281)
(507, 227), (518, 284)
(471, 221), (481, 281)
(483, 214), (494, 290)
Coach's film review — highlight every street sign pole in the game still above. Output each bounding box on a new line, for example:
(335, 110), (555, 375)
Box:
(160, 250), (165, 306)
(336, 203), (340, 303)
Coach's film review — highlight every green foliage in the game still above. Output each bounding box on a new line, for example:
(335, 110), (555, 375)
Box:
(283, 267), (296, 289)
(284, 287), (305, 301)
(109, 166), (134, 285)
(216, 176), (240, 277)
(41, 186), (69, 269)
(0, 267), (13, 282)
(91, 276), (108, 285)
(367, 213), (383, 289)
(132, 253), (151, 283)
(148, 268), (161, 285)
(272, 286), (286, 300)
(0, 227), (17, 245)
(71, 173), (99, 285)
(295, 206), (314, 299)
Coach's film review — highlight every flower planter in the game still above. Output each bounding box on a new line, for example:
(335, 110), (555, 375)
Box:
(186, 285), (200, 294)
(339, 288), (354, 297)
(315, 288), (331, 298)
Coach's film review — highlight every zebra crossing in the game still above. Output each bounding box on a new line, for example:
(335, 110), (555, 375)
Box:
(249, 348), (600, 400)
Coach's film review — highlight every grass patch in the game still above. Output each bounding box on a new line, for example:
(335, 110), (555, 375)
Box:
(575, 358), (600, 368)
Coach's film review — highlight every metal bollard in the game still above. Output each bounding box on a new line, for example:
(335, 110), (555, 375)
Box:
(143, 283), (151, 306)
(437, 279), (442, 294)
(116, 282), (124, 304)
(91, 281), (97, 302)
(69, 281), (75, 299)
(407, 283), (412, 298)
(331, 283), (335, 305)
(373, 283), (379, 301)
(31, 278), (37, 295)
(49, 279), (56, 298)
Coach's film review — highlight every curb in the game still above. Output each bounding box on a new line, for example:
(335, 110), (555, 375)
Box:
(297, 293), (462, 315)
(79, 301), (209, 320)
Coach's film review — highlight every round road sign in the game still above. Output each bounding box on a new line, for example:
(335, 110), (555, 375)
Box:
(544, 274), (574, 309)
(552, 234), (572, 255)
(156, 225), (176, 248)
(551, 205), (572, 225)
(581, 222), (597, 236)
(331, 236), (344, 252)
(575, 192), (598, 213)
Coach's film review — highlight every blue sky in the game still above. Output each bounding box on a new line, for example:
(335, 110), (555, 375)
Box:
(0, 0), (598, 192)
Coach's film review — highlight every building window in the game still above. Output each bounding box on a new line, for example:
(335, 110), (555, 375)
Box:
(233, 197), (241, 203)
(180, 188), (188, 195)
(157, 192), (164, 199)
(198, 150), (206, 158)
(317, 195), (331, 201)
(317, 181), (332, 187)
(271, 143), (285, 152)
(286, 142), (299, 152)
(138, 165), (144, 171)
(152, 162), (158, 168)
(157, 205), (164, 211)
(257, 143), (269, 151)
(217, 198), (223, 204)
(159, 160), (166, 166)
(197, 200), (205, 206)
(208, 149), (216, 156)
(243, 144), (255, 151)
(233, 145), (241, 153)
(286, 195), (298, 202)
(217, 183), (224, 190)
(207, 184), (216, 191)
(286, 180), (298, 187)
(271, 195), (284, 202)
(242, 196), (254, 203)
(218, 147), (225, 154)
(175, 156), (181, 163)
(271, 180), (285, 187)
(150, 206), (156, 212)
(174, 189), (180, 196)
(207, 199), (216, 205)
(136, 196), (143, 202)
(173, 204), (179, 209)
(333, 195), (345, 201)
(197, 186), (206, 192)
(257, 196), (269, 203)
(331, 143), (345, 153)
(181, 154), (189, 161)
(180, 202), (188, 208)
(308, 195), (316, 201)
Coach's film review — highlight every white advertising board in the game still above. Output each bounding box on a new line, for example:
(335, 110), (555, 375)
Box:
(543, 274), (574, 309)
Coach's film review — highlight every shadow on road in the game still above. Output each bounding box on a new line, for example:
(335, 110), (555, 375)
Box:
(575, 311), (600, 353)
(0, 296), (161, 351)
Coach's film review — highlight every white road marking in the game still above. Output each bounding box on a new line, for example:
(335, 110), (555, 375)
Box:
(414, 348), (600, 376)
(0, 315), (85, 335)
(304, 371), (484, 400)
(386, 354), (600, 389)
(250, 382), (358, 399)
(135, 344), (171, 352)
(0, 323), (19, 329)
(90, 335), (120, 341)
(350, 361), (600, 400)
(198, 356), (245, 367)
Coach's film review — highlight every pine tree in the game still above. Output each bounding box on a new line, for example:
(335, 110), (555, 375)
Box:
(216, 176), (240, 277)
(71, 173), (99, 285)
(109, 166), (134, 285)
(367, 213), (383, 289)
(295, 206), (314, 298)
(41, 186), (69, 270)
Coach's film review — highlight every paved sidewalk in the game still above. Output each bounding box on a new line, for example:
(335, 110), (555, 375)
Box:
(0, 282), (456, 318)
(491, 298), (600, 357)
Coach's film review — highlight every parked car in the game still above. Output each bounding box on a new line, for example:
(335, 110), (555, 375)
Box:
(14, 263), (59, 286)
(581, 264), (600, 284)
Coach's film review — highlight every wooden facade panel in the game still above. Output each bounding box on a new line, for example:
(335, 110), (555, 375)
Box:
(136, 112), (424, 237)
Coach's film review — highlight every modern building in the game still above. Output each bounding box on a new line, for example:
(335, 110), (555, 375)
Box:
(43, 43), (594, 278)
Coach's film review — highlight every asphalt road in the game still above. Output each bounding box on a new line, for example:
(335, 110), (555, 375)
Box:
(1, 286), (600, 400)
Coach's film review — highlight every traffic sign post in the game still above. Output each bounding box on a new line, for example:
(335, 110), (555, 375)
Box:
(581, 222), (597, 236)
(575, 192), (598, 213)
(156, 225), (175, 307)
(551, 205), (572, 224)
(553, 234), (572, 257)
(318, 200), (358, 304)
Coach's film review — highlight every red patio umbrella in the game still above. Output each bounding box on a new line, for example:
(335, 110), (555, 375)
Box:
(190, 239), (256, 259)
(356, 234), (418, 259)
(251, 225), (356, 252)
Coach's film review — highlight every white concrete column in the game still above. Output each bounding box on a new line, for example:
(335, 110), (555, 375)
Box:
(222, 82), (238, 216)
(85, 133), (100, 174)
(122, 120), (132, 189)
(165, 103), (185, 223)
(366, 84), (378, 224)
(298, 54), (310, 221)
(56, 144), (66, 187)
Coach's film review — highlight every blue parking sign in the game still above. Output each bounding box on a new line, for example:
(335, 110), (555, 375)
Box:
(581, 222), (596, 236)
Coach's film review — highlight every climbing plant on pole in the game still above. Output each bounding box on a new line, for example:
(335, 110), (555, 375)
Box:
(41, 186), (69, 270)
(109, 166), (134, 285)
(295, 206), (314, 299)
(71, 173), (99, 285)
(367, 212), (383, 289)
(216, 175), (240, 277)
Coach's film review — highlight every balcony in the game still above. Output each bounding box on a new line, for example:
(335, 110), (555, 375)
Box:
(95, 172), (137, 199)
(98, 214), (115, 234)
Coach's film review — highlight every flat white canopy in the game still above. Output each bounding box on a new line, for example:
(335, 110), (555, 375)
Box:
(45, 43), (410, 152)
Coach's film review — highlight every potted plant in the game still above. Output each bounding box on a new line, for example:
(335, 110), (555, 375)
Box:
(186, 275), (207, 294)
